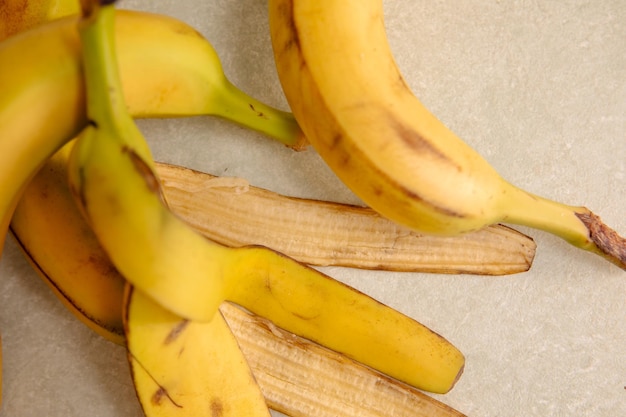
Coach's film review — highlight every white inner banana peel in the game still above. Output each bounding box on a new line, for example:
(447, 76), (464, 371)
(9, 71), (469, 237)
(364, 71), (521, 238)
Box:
(159, 162), (536, 276)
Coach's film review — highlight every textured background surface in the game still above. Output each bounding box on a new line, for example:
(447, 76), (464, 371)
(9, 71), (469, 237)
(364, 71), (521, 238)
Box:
(1, 0), (625, 416)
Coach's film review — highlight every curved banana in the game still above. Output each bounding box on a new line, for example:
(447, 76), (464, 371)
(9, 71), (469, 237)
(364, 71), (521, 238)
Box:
(268, 0), (625, 270)
(68, 1), (463, 394)
(0, 0), (78, 39)
(0, 10), (305, 260)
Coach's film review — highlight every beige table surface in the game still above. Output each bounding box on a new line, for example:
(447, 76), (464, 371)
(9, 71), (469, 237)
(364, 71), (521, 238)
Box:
(1, 1), (625, 416)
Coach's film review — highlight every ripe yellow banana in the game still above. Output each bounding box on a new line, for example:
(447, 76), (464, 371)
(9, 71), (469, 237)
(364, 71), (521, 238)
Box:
(68, 1), (463, 396)
(0, 0), (78, 39)
(0, 9), (305, 261)
(268, 0), (625, 270)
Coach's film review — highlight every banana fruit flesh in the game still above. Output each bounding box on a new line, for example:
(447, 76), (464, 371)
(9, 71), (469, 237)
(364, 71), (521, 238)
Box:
(0, 9), (305, 260)
(268, 0), (626, 270)
(69, 1), (463, 396)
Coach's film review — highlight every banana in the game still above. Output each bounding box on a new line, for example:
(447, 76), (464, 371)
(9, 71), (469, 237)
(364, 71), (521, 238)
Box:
(0, 9), (305, 261)
(10, 142), (126, 344)
(68, 0), (463, 395)
(0, 0), (78, 39)
(268, 0), (626, 270)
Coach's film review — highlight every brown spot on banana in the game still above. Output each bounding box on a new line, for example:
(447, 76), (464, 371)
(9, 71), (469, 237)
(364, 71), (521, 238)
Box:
(274, 0), (301, 57)
(388, 115), (462, 170)
(210, 399), (224, 417)
(164, 320), (190, 345)
(130, 351), (183, 408)
(123, 146), (168, 205)
(149, 384), (182, 408)
(151, 387), (167, 406)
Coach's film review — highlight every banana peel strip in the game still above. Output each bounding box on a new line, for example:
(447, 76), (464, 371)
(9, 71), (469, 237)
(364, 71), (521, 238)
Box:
(123, 285), (467, 417)
(221, 302), (467, 417)
(158, 162), (536, 276)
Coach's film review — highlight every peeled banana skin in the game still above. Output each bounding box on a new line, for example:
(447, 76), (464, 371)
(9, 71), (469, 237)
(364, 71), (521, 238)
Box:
(268, 0), (625, 270)
(68, 1), (465, 399)
(8, 148), (467, 415)
(9, 136), (536, 364)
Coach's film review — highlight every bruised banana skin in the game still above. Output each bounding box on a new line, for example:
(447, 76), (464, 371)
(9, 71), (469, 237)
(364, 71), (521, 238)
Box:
(268, 0), (625, 269)
(68, 3), (463, 394)
(0, 10), (305, 261)
(0, 0), (78, 39)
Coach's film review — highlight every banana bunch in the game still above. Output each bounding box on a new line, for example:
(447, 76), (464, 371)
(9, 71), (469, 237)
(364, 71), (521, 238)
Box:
(1, 0), (622, 415)
(0, 0), (475, 415)
(268, 0), (626, 271)
(67, 1), (466, 414)
(0, 5), (306, 261)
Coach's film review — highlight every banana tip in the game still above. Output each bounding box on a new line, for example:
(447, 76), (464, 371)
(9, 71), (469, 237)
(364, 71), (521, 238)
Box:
(576, 211), (626, 271)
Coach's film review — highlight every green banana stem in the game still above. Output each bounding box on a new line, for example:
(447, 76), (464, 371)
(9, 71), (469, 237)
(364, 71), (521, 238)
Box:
(79, 1), (151, 159)
(503, 185), (626, 270)
(214, 78), (307, 149)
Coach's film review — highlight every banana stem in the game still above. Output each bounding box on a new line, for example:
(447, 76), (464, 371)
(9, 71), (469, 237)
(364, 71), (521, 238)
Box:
(78, 1), (153, 163)
(79, 2), (134, 143)
(503, 185), (625, 270)
(213, 78), (308, 150)
(79, 0), (150, 151)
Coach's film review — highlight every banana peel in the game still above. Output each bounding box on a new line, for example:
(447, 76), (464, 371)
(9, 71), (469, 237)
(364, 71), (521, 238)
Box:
(124, 285), (270, 417)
